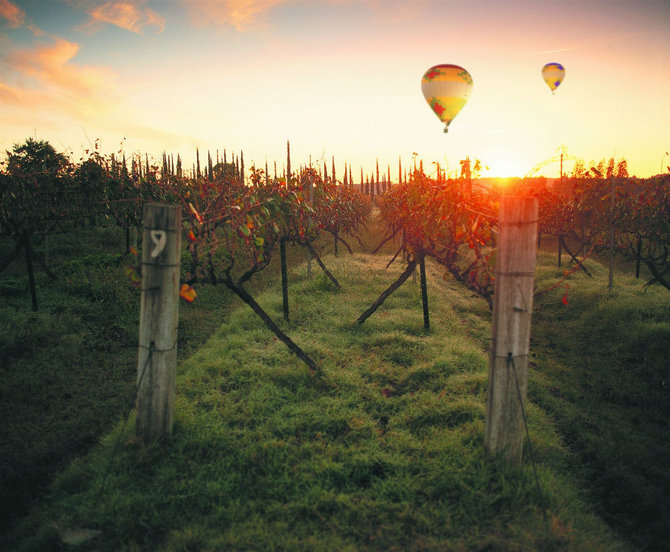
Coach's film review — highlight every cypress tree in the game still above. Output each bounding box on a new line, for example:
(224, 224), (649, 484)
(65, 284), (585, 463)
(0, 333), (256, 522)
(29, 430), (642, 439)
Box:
(208, 151), (213, 181)
(122, 153), (129, 180)
(176, 154), (182, 178)
(332, 156), (336, 183)
(286, 141), (291, 181)
(196, 148), (201, 179)
(240, 150), (245, 184)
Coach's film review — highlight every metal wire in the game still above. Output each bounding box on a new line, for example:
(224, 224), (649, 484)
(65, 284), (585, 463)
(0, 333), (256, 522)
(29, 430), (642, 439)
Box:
(95, 340), (162, 500)
(507, 352), (548, 521)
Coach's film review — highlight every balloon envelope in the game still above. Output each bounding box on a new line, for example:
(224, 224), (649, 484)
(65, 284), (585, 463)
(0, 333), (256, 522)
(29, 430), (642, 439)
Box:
(542, 62), (565, 93)
(421, 64), (473, 132)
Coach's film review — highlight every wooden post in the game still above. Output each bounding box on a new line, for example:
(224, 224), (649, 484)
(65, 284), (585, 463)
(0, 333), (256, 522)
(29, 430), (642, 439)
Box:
(485, 195), (538, 463)
(280, 237), (289, 322)
(136, 203), (181, 444)
(307, 176), (313, 278)
(608, 177), (615, 295)
(24, 231), (38, 312)
(635, 237), (642, 279)
(419, 255), (430, 330)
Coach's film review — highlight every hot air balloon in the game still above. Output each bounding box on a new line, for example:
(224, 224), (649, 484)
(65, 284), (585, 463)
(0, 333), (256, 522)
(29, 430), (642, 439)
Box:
(542, 62), (565, 94)
(421, 64), (473, 133)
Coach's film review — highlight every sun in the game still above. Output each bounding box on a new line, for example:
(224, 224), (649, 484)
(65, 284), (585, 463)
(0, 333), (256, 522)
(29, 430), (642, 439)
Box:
(485, 156), (527, 178)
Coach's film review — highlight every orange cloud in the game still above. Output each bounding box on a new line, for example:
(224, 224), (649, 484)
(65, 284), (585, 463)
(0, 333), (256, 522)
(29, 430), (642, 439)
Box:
(4, 37), (119, 121)
(181, 0), (291, 30)
(0, 81), (23, 105)
(79, 1), (165, 34)
(0, 0), (25, 27)
(13, 39), (115, 95)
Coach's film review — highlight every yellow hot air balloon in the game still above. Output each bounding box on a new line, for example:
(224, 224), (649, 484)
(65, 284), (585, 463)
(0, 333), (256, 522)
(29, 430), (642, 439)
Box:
(542, 62), (565, 94)
(421, 64), (473, 133)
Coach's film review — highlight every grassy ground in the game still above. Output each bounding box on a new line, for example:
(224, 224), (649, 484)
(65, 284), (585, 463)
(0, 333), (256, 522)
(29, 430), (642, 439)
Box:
(0, 227), (141, 533)
(4, 244), (632, 551)
(531, 237), (670, 550)
(0, 225), (314, 537)
(2, 215), (668, 551)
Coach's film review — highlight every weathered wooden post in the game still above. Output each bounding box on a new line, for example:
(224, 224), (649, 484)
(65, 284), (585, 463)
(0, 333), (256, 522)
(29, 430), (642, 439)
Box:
(136, 203), (181, 444)
(485, 195), (538, 463)
(23, 231), (38, 312)
(280, 237), (289, 322)
(419, 255), (430, 330)
(608, 177), (616, 295)
(307, 175), (313, 279)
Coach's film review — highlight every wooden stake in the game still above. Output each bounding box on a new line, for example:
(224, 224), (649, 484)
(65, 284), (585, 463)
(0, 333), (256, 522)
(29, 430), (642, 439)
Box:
(24, 231), (38, 312)
(608, 177), (615, 295)
(419, 255), (429, 330)
(307, 175), (313, 278)
(280, 237), (289, 322)
(485, 196), (538, 463)
(136, 203), (181, 444)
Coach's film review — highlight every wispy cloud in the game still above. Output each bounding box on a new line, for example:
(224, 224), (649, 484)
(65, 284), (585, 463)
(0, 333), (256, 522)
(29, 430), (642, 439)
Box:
(0, 81), (24, 105)
(3, 37), (119, 120)
(522, 46), (577, 57)
(11, 38), (117, 97)
(181, 0), (293, 30)
(74, 0), (165, 34)
(0, 0), (25, 27)
(0, 0), (49, 36)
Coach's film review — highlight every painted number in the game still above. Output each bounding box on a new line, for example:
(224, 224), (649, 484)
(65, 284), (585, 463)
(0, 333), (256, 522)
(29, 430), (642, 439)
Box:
(150, 230), (167, 258)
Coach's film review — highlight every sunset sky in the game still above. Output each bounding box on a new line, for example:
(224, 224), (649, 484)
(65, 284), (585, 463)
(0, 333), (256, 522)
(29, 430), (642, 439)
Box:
(1, 0), (668, 179)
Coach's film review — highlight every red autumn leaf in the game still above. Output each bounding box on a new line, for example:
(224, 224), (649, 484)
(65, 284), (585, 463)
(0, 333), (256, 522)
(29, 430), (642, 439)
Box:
(180, 284), (197, 303)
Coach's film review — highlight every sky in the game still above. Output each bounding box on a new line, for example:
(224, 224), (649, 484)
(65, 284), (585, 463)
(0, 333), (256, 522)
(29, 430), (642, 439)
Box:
(0, 0), (668, 180)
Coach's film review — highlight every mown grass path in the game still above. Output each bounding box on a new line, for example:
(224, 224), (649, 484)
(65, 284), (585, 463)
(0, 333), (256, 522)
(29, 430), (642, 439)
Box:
(7, 250), (629, 552)
(531, 242), (670, 551)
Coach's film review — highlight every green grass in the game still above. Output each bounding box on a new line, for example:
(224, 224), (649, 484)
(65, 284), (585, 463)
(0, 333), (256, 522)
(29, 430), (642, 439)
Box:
(4, 252), (629, 551)
(0, 226), (313, 536)
(0, 227), (141, 532)
(531, 244), (670, 550)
